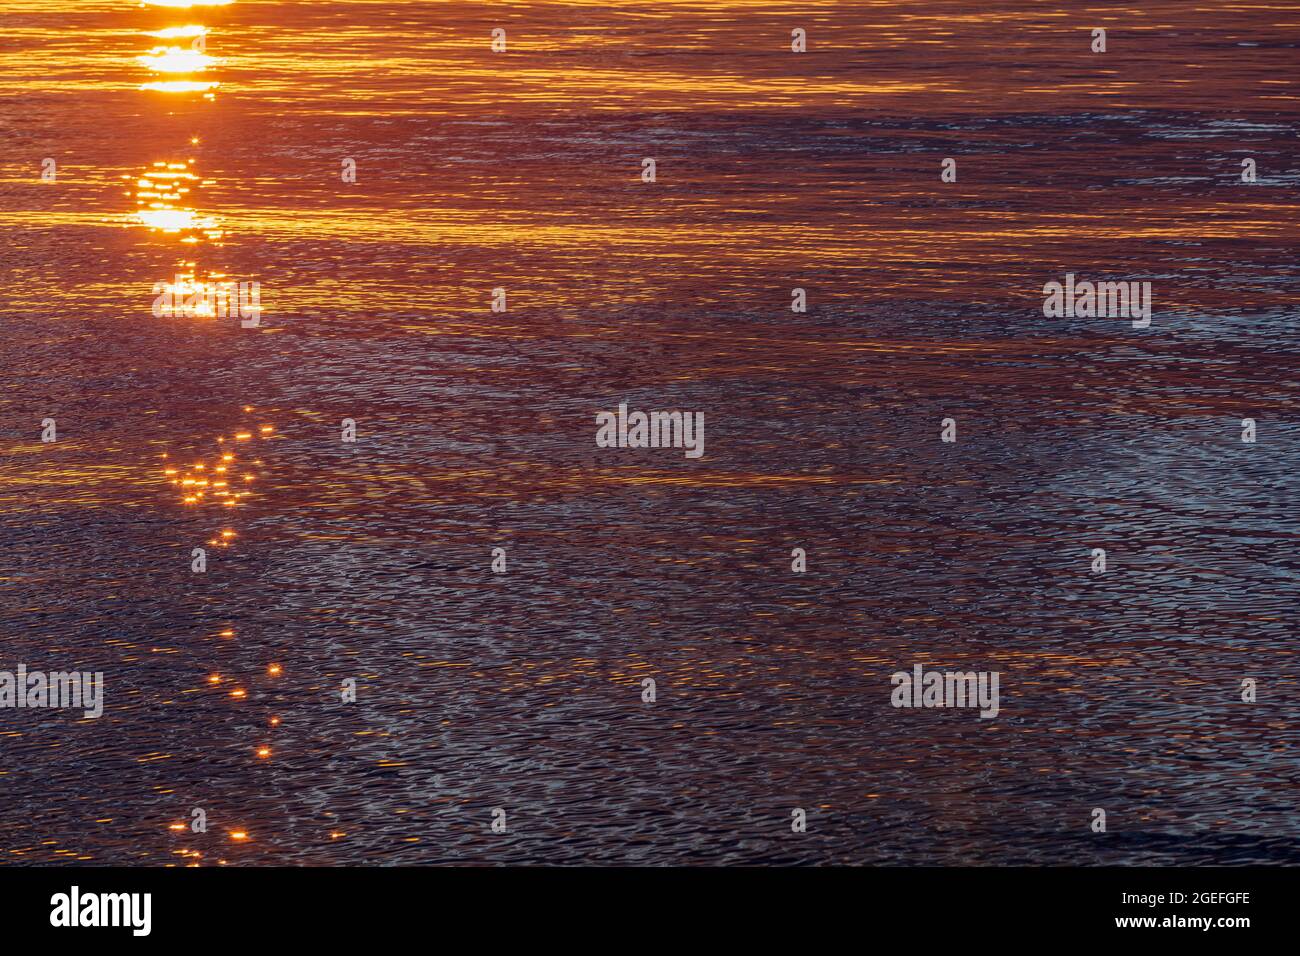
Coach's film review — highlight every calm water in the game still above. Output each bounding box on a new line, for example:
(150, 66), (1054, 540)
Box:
(0, 0), (1297, 865)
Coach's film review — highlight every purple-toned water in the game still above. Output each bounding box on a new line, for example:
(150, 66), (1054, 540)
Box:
(0, 0), (1296, 864)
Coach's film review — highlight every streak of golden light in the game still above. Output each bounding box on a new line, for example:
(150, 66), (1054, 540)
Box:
(137, 47), (216, 74)
(145, 26), (208, 40)
(142, 1), (233, 8)
(140, 81), (219, 93)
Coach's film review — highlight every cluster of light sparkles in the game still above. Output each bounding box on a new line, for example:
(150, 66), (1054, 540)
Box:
(159, 424), (267, 512)
(126, 160), (222, 242)
(137, 4), (222, 96)
(162, 411), (289, 861)
(134, 0), (341, 863)
(152, 268), (241, 318)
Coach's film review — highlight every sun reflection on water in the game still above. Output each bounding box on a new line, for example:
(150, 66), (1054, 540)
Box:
(140, 79), (220, 93)
(144, 25), (209, 39)
(137, 46), (217, 74)
(141, 0), (233, 8)
(128, 160), (223, 241)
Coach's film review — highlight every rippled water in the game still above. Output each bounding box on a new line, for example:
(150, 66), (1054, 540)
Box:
(0, 0), (1297, 865)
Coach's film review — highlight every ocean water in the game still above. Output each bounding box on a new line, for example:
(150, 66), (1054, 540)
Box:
(0, 0), (1296, 865)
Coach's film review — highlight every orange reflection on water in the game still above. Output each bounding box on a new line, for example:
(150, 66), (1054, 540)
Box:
(140, 80), (220, 94)
(152, 271), (235, 316)
(130, 160), (223, 241)
(145, 25), (208, 39)
(137, 46), (216, 74)
(142, 1), (233, 7)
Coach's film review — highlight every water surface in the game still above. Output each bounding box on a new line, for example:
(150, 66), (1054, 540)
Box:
(0, 0), (1297, 865)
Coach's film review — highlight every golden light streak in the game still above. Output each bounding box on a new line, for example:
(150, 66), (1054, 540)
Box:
(142, 1), (233, 8)
(145, 26), (209, 39)
(137, 47), (216, 74)
(140, 215), (218, 239)
(140, 81), (219, 93)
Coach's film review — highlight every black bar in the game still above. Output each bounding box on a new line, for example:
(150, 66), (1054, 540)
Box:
(0, 866), (1282, 942)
